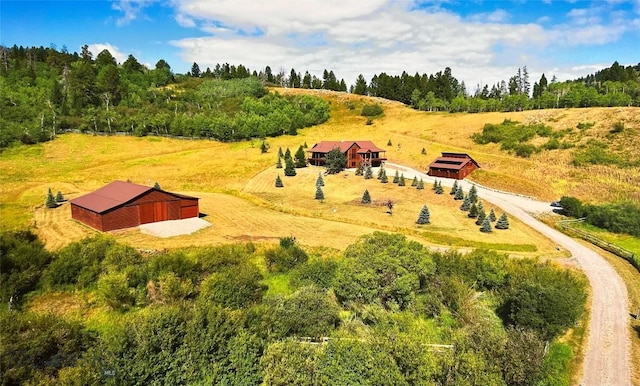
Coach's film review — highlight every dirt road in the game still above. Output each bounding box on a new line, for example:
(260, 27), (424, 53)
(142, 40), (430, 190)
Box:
(384, 162), (631, 386)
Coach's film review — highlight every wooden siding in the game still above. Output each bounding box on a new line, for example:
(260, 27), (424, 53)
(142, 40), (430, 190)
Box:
(71, 204), (104, 231)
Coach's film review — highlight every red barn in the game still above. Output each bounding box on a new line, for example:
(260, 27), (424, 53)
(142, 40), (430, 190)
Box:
(70, 181), (199, 232)
(427, 152), (480, 180)
(307, 140), (387, 168)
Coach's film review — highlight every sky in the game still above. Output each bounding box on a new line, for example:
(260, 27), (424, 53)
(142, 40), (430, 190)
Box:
(1, 0), (639, 91)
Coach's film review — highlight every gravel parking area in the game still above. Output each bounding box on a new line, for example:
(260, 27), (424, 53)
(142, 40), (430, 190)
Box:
(139, 217), (211, 238)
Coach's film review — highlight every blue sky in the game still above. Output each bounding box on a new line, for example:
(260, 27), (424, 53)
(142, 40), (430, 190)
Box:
(1, 0), (639, 89)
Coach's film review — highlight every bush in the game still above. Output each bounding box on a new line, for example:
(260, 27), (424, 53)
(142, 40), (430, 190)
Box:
(610, 121), (624, 133)
(270, 286), (341, 339)
(200, 263), (265, 308)
(360, 104), (383, 117)
(290, 259), (338, 289)
(265, 239), (309, 273)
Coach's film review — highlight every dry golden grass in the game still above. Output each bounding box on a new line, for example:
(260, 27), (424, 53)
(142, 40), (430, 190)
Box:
(1, 89), (638, 255)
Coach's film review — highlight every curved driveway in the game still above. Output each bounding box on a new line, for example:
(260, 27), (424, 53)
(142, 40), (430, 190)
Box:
(385, 162), (631, 386)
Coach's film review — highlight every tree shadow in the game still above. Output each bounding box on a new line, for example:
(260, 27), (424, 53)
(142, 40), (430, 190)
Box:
(633, 324), (640, 339)
(198, 212), (209, 218)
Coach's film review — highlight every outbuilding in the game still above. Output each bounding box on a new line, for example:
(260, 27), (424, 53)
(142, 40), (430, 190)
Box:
(427, 152), (480, 180)
(70, 181), (199, 231)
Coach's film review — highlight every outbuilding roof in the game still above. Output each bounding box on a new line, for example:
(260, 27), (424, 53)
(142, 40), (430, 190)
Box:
(70, 181), (196, 214)
(428, 155), (480, 171)
(309, 141), (385, 154)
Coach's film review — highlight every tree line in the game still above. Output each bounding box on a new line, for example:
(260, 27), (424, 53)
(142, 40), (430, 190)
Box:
(1, 231), (587, 385)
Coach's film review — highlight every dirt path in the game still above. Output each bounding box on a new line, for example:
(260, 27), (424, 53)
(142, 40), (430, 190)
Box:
(384, 162), (631, 386)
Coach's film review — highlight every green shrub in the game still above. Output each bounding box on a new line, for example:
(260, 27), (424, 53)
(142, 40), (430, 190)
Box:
(265, 239), (309, 273)
(576, 122), (594, 130)
(360, 104), (384, 117)
(610, 121), (624, 133)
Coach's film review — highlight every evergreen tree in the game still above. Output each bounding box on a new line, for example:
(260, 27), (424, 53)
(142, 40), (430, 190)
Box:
(421, 147), (427, 155)
(450, 180), (458, 195)
(489, 208), (497, 222)
(303, 141), (308, 148)
(460, 195), (471, 211)
(477, 200), (484, 213)
(355, 163), (364, 176)
(276, 155), (283, 168)
(261, 140), (270, 154)
(315, 186), (324, 200)
(361, 189), (371, 204)
(46, 188), (57, 208)
(416, 205), (430, 224)
(316, 173), (324, 187)
(454, 186), (464, 200)
(284, 148), (292, 160)
(476, 208), (487, 225)
(275, 174), (284, 188)
(480, 217), (493, 232)
(416, 178), (424, 190)
(377, 167), (385, 180)
(468, 203), (478, 218)
(432, 179), (438, 190)
(380, 170), (388, 183)
(153, 182), (161, 190)
(284, 157), (296, 176)
(393, 170), (400, 183)
(278, 147), (284, 158)
(468, 185), (478, 203)
(495, 213), (510, 229)
(294, 145), (307, 168)
(387, 139), (392, 146)
(411, 176), (418, 187)
(435, 181), (444, 194)
(55, 191), (65, 202)
(364, 166), (373, 179)
(398, 174), (405, 186)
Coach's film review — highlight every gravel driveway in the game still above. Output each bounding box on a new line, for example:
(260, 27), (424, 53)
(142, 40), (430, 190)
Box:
(384, 162), (631, 386)
(139, 217), (211, 238)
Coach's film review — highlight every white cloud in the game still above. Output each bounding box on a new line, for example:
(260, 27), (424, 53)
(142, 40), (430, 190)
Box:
(167, 0), (638, 88)
(87, 43), (128, 64)
(112, 0), (154, 26)
(175, 14), (196, 28)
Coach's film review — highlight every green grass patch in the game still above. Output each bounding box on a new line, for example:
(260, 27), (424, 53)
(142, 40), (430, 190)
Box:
(262, 273), (294, 296)
(570, 222), (640, 256)
(420, 230), (538, 252)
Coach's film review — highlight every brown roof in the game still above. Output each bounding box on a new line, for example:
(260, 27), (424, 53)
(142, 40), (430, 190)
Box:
(428, 154), (480, 171)
(309, 141), (385, 154)
(70, 181), (196, 214)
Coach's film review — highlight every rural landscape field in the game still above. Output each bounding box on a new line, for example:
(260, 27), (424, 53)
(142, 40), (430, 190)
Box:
(1, 32), (640, 385)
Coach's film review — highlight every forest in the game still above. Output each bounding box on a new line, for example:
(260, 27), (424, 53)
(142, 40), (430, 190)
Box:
(2, 44), (638, 149)
(1, 231), (587, 385)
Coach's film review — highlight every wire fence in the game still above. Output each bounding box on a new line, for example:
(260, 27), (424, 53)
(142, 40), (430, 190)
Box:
(557, 219), (639, 272)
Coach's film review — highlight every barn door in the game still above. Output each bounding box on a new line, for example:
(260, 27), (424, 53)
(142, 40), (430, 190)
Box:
(154, 201), (168, 222)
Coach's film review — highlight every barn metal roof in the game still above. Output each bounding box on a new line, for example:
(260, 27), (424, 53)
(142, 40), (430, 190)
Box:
(428, 154), (480, 171)
(70, 181), (197, 214)
(308, 141), (385, 154)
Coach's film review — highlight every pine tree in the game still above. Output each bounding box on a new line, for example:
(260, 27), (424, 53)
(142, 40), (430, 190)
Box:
(393, 170), (400, 183)
(435, 181), (444, 194)
(276, 155), (283, 168)
(355, 163), (364, 176)
(153, 182), (161, 190)
(380, 170), (388, 183)
(477, 201), (484, 213)
(480, 217), (493, 233)
(454, 186), (464, 200)
(416, 205), (430, 224)
(284, 157), (296, 176)
(284, 148), (292, 160)
(361, 189), (371, 204)
(46, 188), (57, 208)
(294, 145), (307, 168)
(468, 203), (478, 218)
(398, 174), (406, 186)
(55, 190), (65, 202)
(261, 140), (270, 154)
(316, 172), (324, 187)
(377, 166), (385, 180)
(278, 147), (284, 158)
(315, 186), (324, 200)
(387, 139), (392, 146)
(416, 178), (424, 190)
(476, 208), (486, 225)
(364, 166), (373, 179)
(460, 195), (471, 211)
(275, 174), (284, 188)
(432, 179), (438, 190)
(421, 147), (427, 155)
(303, 141), (308, 148)
(488, 208), (497, 222)
(411, 176), (418, 187)
(468, 185), (478, 203)
(450, 180), (458, 195)
(495, 213), (510, 229)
